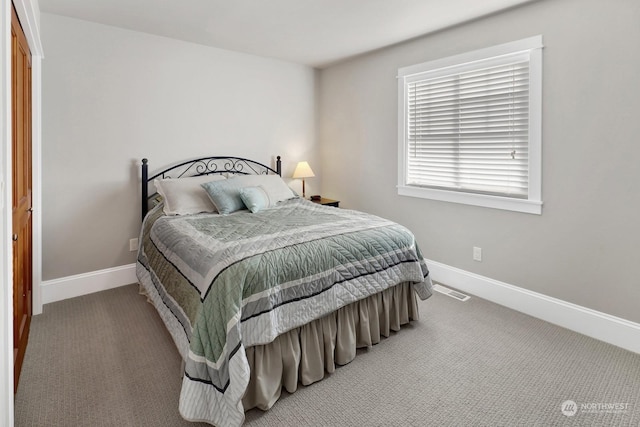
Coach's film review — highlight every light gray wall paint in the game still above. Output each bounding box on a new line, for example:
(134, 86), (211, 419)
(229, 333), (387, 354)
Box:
(319, 0), (640, 323)
(41, 13), (317, 280)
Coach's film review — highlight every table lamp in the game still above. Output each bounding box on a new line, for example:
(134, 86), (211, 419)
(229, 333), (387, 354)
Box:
(292, 161), (315, 198)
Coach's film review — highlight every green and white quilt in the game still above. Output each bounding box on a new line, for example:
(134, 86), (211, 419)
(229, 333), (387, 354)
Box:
(136, 198), (432, 426)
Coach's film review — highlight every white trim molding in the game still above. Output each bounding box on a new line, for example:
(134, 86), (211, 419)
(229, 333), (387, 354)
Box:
(11, 0), (44, 57)
(41, 264), (138, 305)
(31, 57), (43, 315)
(40, 260), (640, 355)
(426, 258), (640, 354)
(1, 1), (13, 424)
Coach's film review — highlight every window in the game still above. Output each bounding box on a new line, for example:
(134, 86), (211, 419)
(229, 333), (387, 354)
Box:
(397, 36), (543, 214)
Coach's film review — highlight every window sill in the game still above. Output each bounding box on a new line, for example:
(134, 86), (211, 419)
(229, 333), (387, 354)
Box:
(397, 185), (542, 215)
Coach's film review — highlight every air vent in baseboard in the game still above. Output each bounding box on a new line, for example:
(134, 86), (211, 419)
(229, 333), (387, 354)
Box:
(433, 284), (470, 302)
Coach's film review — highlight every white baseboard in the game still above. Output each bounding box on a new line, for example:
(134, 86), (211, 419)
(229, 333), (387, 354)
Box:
(41, 264), (137, 305)
(39, 260), (640, 354)
(426, 258), (640, 354)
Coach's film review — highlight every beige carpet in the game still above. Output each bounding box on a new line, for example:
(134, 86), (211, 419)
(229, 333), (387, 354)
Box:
(14, 284), (640, 426)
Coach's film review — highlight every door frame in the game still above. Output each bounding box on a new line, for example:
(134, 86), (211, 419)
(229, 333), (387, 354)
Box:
(1, 0), (42, 423)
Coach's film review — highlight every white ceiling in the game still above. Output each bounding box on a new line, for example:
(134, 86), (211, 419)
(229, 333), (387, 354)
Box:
(39, 0), (537, 68)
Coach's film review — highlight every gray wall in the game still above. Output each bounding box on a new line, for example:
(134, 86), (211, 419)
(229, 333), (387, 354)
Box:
(41, 14), (318, 280)
(318, 0), (640, 323)
(41, 0), (640, 324)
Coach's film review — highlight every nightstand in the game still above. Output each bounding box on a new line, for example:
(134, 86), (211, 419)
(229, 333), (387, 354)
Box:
(310, 197), (340, 208)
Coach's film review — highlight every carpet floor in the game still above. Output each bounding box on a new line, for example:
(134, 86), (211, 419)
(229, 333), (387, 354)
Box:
(14, 283), (640, 426)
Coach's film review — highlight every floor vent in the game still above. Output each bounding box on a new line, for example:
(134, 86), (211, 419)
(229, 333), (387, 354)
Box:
(433, 284), (470, 302)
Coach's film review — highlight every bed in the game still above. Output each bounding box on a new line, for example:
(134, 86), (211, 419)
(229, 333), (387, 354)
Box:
(136, 155), (433, 426)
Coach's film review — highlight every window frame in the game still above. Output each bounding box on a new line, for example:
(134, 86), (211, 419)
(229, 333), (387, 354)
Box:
(397, 36), (543, 215)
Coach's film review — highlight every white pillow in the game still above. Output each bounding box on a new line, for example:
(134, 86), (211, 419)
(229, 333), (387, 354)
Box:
(154, 174), (226, 215)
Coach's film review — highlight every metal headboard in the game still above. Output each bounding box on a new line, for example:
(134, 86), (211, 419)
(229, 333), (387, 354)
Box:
(141, 155), (282, 222)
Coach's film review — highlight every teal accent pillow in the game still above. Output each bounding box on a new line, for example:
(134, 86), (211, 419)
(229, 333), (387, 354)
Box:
(202, 174), (296, 214)
(239, 186), (270, 213)
(201, 179), (247, 214)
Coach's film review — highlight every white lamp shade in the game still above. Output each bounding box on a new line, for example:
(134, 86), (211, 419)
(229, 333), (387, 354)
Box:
(292, 161), (315, 179)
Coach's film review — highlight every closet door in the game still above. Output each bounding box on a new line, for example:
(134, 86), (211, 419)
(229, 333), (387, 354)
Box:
(11, 4), (33, 392)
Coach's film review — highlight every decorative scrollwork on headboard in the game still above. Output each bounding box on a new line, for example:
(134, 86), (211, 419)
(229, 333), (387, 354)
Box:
(141, 155), (282, 222)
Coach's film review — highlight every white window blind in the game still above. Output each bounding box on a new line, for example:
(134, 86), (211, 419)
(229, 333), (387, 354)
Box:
(398, 36), (543, 214)
(407, 59), (529, 197)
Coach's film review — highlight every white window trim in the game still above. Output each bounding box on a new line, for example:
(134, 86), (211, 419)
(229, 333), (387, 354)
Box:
(397, 36), (543, 215)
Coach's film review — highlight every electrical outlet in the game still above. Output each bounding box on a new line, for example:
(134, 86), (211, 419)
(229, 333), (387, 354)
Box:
(129, 238), (139, 252)
(473, 246), (482, 262)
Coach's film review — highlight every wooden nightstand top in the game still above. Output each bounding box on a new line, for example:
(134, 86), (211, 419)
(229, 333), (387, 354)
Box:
(310, 197), (340, 207)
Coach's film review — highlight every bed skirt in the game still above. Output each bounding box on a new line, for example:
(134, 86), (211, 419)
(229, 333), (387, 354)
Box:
(242, 281), (419, 411)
